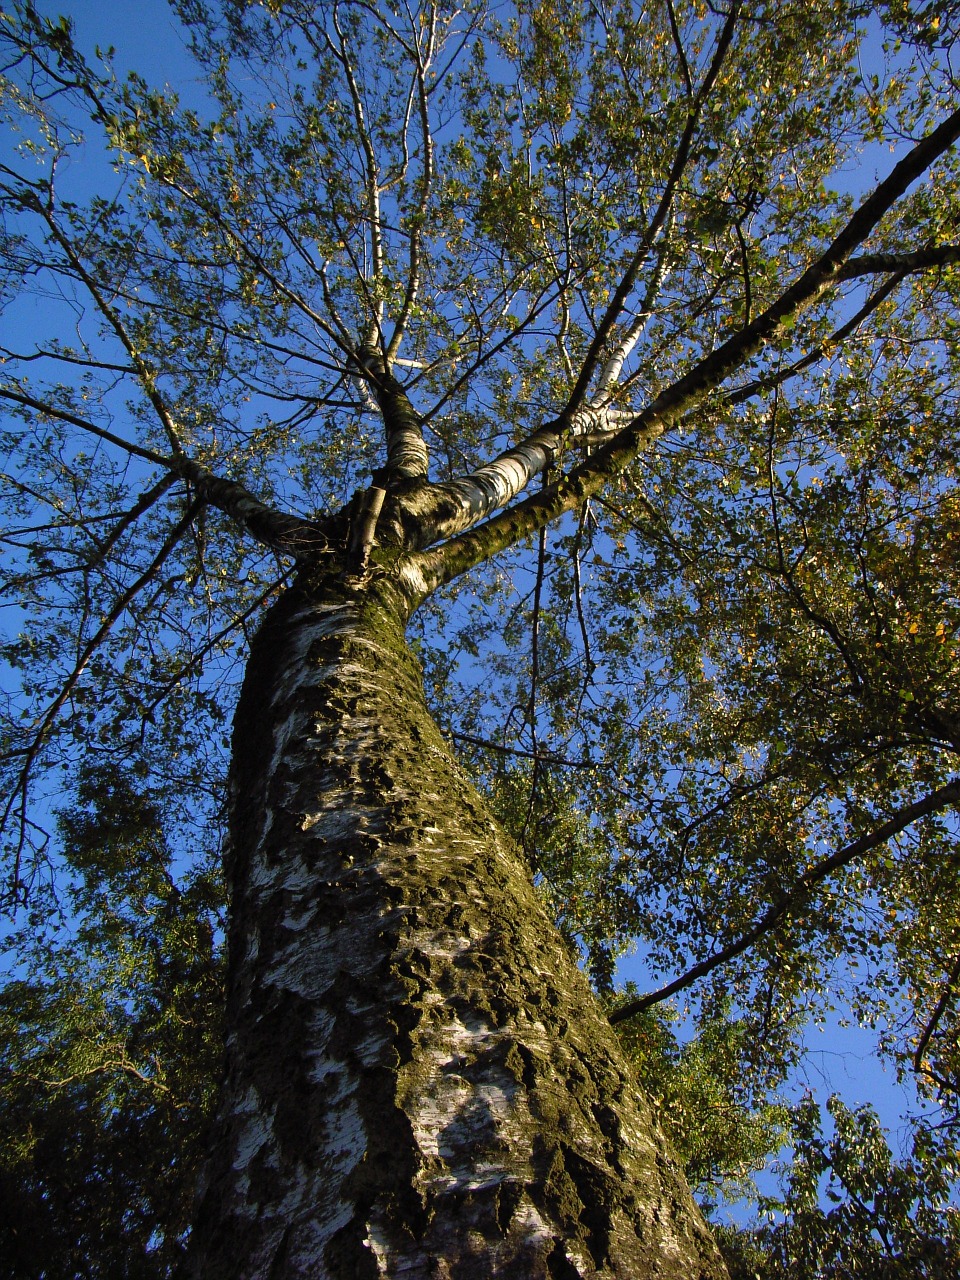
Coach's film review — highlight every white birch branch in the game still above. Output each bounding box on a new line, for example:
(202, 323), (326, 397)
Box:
(591, 211), (675, 404)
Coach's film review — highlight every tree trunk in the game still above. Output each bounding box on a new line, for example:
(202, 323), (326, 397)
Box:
(187, 570), (727, 1279)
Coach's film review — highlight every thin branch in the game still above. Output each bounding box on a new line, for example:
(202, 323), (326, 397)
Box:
(448, 730), (604, 773)
(138, 573), (290, 719)
(912, 950), (960, 1081)
(82, 471), (178, 575)
(608, 778), (960, 1024)
(422, 271), (568, 420)
(571, 505), (595, 680)
(28, 198), (186, 456)
(725, 271), (905, 406)
(764, 397), (866, 690)
(326, 6), (385, 295)
(665, 0), (693, 98)
(386, 3), (436, 361)
(164, 176), (357, 358)
(2, 498), (202, 894)
(1, 390), (328, 557)
(733, 218), (752, 327)
(563, 0), (742, 415)
(0, 344), (137, 374)
(0, 386), (170, 465)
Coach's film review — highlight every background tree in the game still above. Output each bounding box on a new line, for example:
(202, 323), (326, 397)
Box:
(1, 0), (960, 1275)
(755, 1093), (960, 1279)
(0, 767), (223, 1279)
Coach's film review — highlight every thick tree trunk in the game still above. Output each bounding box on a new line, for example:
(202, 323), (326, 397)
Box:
(187, 570), (727, 1279)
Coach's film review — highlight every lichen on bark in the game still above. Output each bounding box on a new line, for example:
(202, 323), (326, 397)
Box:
(187, 568), (727, 1279)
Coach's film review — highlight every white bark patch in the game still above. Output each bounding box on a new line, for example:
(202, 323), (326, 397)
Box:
(442, 441), (554, 530)
(398, 558), (431, 601)
(362, 1222), (391, 1276)
(274, 1173), (358, 1274)
(231, 1084), (272, 1173)
(322, 1089), (367, 1169)
(515, 1201), (562, 1252)
(246, 835), (316, 893)
(298, 804), (377, 837)
(263, 934), (340, 1001)
(407, 1010), (528, 1195)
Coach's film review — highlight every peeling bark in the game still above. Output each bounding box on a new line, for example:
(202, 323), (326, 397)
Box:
(187, 571), (727, 1279)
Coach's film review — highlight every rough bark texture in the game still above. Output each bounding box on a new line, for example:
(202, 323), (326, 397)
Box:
(187, 570), (728, 1279)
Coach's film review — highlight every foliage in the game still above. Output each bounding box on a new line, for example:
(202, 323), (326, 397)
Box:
(721, 1094), (960, 1279)
(613, 995), (790, 1211)
(0, 768), (223, 1278)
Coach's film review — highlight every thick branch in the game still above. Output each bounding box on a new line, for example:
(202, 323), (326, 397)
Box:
(346, 483), (387, 575)
(358, 345), (430, 480)
(173, 459), (330, 557)
(608, 778), (960, 1024)
(837, 244), (960, 279)
(409, 421), (566, 543)
(591, 218), (675, 404)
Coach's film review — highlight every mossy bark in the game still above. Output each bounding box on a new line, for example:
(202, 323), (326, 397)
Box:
(187, 570), (728, 1279)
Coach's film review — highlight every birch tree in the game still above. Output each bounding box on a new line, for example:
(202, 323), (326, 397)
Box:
(2, 0), (960, 1275)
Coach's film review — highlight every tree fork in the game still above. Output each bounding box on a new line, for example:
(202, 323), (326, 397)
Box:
(187, 569), (726, 1279)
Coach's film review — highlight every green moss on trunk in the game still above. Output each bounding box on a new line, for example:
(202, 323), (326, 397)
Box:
(188, 570), (727, 1279)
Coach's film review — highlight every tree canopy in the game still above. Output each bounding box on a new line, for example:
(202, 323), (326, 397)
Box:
(1, 0), (960, 1271)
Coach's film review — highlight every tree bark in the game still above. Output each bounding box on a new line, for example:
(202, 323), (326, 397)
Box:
(187, 569), (727, 1279)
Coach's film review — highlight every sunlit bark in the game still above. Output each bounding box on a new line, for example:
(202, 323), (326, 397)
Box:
(187, 573), (726, 1279)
